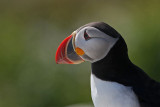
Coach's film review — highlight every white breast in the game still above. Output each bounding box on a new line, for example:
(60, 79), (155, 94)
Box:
(91, 74), (140, 107)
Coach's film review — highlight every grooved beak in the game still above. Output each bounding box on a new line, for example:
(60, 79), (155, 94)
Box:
(55, 33), (84, 64)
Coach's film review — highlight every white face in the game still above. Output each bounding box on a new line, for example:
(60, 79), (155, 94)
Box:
(74, 27), (119, 63)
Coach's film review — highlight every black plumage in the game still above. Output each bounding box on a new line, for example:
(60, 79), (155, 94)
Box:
(80, 22), (160, 107)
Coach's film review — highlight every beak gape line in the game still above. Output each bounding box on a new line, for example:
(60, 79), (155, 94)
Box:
(55, 32), (84, 64)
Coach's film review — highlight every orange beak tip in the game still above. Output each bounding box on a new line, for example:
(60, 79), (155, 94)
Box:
(55, 33), (84, 64)
(55, 35), (73, 64)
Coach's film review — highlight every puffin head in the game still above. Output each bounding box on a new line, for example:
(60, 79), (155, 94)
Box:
(55, 22), (127, 64)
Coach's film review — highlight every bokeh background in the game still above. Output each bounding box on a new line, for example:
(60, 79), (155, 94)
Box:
(0, 0), (160, 107)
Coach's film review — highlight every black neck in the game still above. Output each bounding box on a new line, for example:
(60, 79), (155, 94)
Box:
(91, 37), (135, 86)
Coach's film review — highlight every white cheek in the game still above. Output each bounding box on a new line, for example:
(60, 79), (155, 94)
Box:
(75, 31), (86, 48)
(85, 38), (109, 61)
(75, 27), (119, 62)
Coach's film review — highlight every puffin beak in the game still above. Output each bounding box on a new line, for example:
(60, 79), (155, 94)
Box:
(55, 32), (84, 64)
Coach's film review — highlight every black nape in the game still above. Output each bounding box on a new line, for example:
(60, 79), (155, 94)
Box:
(91, 36), (133, 85)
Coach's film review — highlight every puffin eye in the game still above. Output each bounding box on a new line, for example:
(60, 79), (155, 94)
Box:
(84, 30), (91, 40)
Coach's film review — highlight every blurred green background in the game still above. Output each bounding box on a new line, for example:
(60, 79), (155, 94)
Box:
(0, 0), (160, 107)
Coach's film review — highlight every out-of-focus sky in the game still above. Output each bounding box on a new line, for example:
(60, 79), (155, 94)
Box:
(0, 0), (160, 107)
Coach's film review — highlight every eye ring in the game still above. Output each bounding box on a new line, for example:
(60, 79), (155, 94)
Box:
(84, 30), (91, 40)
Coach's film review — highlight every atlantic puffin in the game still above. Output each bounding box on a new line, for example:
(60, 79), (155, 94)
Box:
(55, 22), (160, 107)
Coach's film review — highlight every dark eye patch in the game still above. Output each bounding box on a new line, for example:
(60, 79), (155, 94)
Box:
(84, 30), (91, 40)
